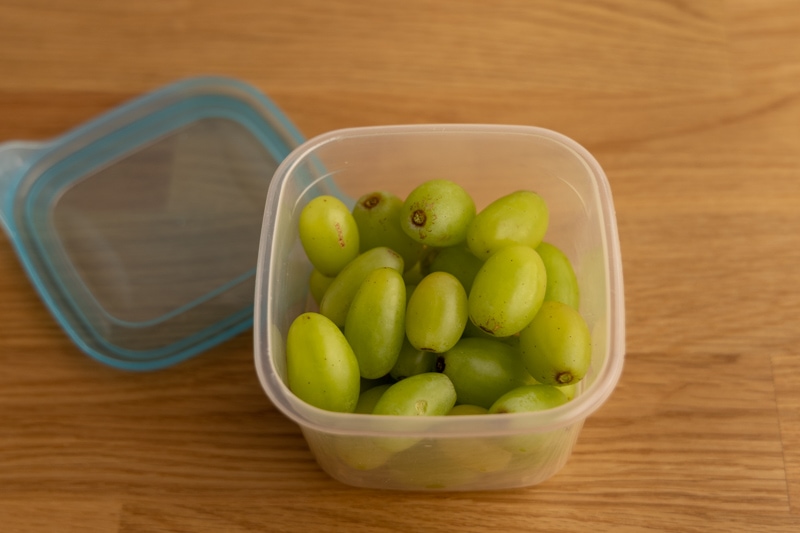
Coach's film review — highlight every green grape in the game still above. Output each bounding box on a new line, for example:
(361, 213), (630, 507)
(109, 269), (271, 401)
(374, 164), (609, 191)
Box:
(333, 435), (394, 470)
(319, 246), (404, 327)
(488, 384), (568, 414)
(386, 450), (482, 489)
(461, 316), (495, 340)
(462, 320), (510, 345)
(468, 244), (547, 338)
(437, 337), (535, 409)
(299, 195), (360, 277)
(498, 427), (563, 458)
(429, 245), (484, 294)
(389, 337), (437, 381)
(286, 312), (360, 413)
(466, 190), (549, 261)
(354, 383), (392, 414)
(405, 271), (468, 353)
(373, 373), (457, 417)
(447, 404), (489, 416)
(536, 242), (580, 310)
(443, 395), (513, 476)
(489, 384), (570, 456)
(352, 191), (425, 271)
(345, 267), (406, 379)
(460, 318), (520, 347)
(520, 300), (592, 386)
(559, 382), (578, 401)
(309, 268), (334, 306)
(438, 437), (513, 474)
(373, 372), (457, 453)
(400, 179), (476, 247)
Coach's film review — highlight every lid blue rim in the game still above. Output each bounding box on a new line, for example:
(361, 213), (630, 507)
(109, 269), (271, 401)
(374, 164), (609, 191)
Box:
(26, 97), (288, 330)
(2, 76), (305, 371)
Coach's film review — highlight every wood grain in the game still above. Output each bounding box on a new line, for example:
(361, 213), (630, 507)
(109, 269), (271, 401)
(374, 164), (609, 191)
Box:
(1, 1), (799, 531)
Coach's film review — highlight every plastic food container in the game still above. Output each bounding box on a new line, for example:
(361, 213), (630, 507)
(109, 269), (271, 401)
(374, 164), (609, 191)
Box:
(0, 77), (303, 370)
(254, 124), (625, 490)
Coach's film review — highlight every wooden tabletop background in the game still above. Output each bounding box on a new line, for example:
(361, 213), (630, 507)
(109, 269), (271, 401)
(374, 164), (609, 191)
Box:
(1, 1), (799, 531)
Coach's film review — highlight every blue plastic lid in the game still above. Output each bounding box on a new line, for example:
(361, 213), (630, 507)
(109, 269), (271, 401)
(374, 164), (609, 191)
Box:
(0, 76), (304, 370)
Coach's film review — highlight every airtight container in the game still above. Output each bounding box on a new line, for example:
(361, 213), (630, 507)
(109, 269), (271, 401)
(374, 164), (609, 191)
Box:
(254, 124), (625, 490)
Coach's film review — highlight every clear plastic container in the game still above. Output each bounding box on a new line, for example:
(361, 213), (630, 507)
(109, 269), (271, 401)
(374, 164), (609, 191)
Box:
(254, 124), (625, 490)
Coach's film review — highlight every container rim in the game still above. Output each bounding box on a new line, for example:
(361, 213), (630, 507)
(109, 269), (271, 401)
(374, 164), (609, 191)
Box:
(254, 123), (625, 438)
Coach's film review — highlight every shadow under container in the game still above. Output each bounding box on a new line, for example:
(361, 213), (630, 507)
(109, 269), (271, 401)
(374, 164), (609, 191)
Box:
(254, 124), (625, 490)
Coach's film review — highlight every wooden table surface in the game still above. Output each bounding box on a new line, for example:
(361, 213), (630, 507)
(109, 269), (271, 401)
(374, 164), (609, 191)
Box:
(2, 1), (799, 531)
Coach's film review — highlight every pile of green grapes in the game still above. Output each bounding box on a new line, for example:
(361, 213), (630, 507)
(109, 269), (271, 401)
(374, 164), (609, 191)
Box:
(287, 179), (591, 418)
